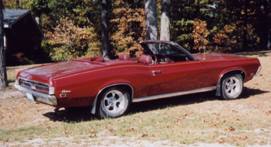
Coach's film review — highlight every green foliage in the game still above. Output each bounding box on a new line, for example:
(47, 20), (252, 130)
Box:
(30, 0), (101, 61)
(30, 0), (99, 27)
(45, 18), (100, 61)
(171, 0), (270, 52)
(4, 0), (32, 9)
(111, 0), (145, 54)
(5, 0), (271, 61)
(192, 19), (209, 51)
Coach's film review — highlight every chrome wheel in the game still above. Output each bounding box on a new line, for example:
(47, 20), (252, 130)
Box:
(221, 74), (243, 99)
(100, 89), (129, 118)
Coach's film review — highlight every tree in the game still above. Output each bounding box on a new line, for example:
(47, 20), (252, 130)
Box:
(111, 0), (145, 54)
(144, 0), (158, 54)
(0, 0), (7, 89)
(144, 0), (158, 41)
(16, 0), (19, 8)
(255, 0), (270, 49)
(101, 0), (113, 60)
(160, 0), (170, 41)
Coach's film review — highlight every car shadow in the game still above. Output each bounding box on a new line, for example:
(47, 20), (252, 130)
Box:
(241, 87), (269, 98)
(43, 87), (269, 122)
(129, 87), (269, 114)
(43, 107), (98, 122)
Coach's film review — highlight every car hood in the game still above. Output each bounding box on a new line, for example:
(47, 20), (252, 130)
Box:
(193, 53), (246, 61)
(18, 59), (105, 83)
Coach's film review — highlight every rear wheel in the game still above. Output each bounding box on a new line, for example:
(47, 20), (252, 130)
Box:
(221, 74), (243, 99)
(98, 87), (130, 118)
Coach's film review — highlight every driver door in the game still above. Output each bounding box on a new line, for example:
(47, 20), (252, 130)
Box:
(146, 43), (217, 96)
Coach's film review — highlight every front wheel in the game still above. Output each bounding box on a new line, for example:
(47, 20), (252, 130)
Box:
(98, 87), (131, 118)
(221, 74), (243, 100)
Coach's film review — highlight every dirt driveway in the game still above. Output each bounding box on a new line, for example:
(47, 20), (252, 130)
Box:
(0, 52), (271, 147)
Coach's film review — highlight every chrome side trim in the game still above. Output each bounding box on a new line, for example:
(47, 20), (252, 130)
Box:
(132, 86), (217, 103)
(15, 83), (57, 106)
(91, 83), (134, 114)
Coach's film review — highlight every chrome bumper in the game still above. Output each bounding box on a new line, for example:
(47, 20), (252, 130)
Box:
(15, 83), (57, 106)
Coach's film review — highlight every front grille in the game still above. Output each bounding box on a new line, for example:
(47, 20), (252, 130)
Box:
(19, 78), (49, 94)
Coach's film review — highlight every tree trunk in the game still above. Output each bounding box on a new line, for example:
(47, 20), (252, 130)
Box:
(144, 0), (158, 54)
(0, 0), (7, 89)
(268, 0), (271, 49)
(16, 0), (20, 8)
(100, 0), (112, 60)
(144, 0), (158, 41)
(242, 0), (248, 50)
(160, 0), (170, 41)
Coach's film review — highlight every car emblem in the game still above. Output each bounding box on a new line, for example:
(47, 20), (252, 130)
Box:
(60, 90), (71, 98)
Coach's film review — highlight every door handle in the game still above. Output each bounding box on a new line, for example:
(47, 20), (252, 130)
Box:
(152, 70), (161, 76)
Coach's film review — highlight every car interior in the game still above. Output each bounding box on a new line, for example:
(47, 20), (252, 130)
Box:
(115, 42), (194, 65)
(140, 43), (191, 65)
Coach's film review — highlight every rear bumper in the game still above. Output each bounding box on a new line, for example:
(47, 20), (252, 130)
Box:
(15, 83), (57, 106)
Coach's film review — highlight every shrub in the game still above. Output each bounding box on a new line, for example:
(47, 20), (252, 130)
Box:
(192, 19), (209, 52)
(45, 18), (100, 61)
(4, 0), (32, 8)
(111, 0), (146, 55)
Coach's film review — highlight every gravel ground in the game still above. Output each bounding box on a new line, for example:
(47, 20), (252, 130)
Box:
(0, 52), (271, 146)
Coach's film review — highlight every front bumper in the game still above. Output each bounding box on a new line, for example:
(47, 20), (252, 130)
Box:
(15, 83), (57, 106)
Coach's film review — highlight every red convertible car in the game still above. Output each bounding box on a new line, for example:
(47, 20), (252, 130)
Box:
(15, 41), (261, 118)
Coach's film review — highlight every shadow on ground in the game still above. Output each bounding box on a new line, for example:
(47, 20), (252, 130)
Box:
(43, 87), (269, 122)
(130, 87), (268, 114)
(43, 107), (97, 122)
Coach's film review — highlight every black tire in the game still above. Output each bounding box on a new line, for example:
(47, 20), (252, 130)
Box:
(221, 74), (243, 100)
(97, 87), (131, 118)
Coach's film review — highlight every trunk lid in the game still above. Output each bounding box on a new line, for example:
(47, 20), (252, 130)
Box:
(19, 59), (104, 83)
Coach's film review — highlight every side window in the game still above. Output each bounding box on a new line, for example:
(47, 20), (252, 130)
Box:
(158, 44), (171, 54)
(157, 43), (189, 62)
(146, 43), (159, 55)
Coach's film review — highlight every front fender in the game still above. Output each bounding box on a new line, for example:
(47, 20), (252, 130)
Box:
(215, 67), (246, 96)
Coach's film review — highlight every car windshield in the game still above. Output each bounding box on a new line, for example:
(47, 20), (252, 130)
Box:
(141, 42), (194, 63)
(141, 42), (184, 55)
(157, 43), (185, 56)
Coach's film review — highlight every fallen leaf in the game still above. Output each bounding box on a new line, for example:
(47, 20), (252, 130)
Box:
(225, 126), (235, 132)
